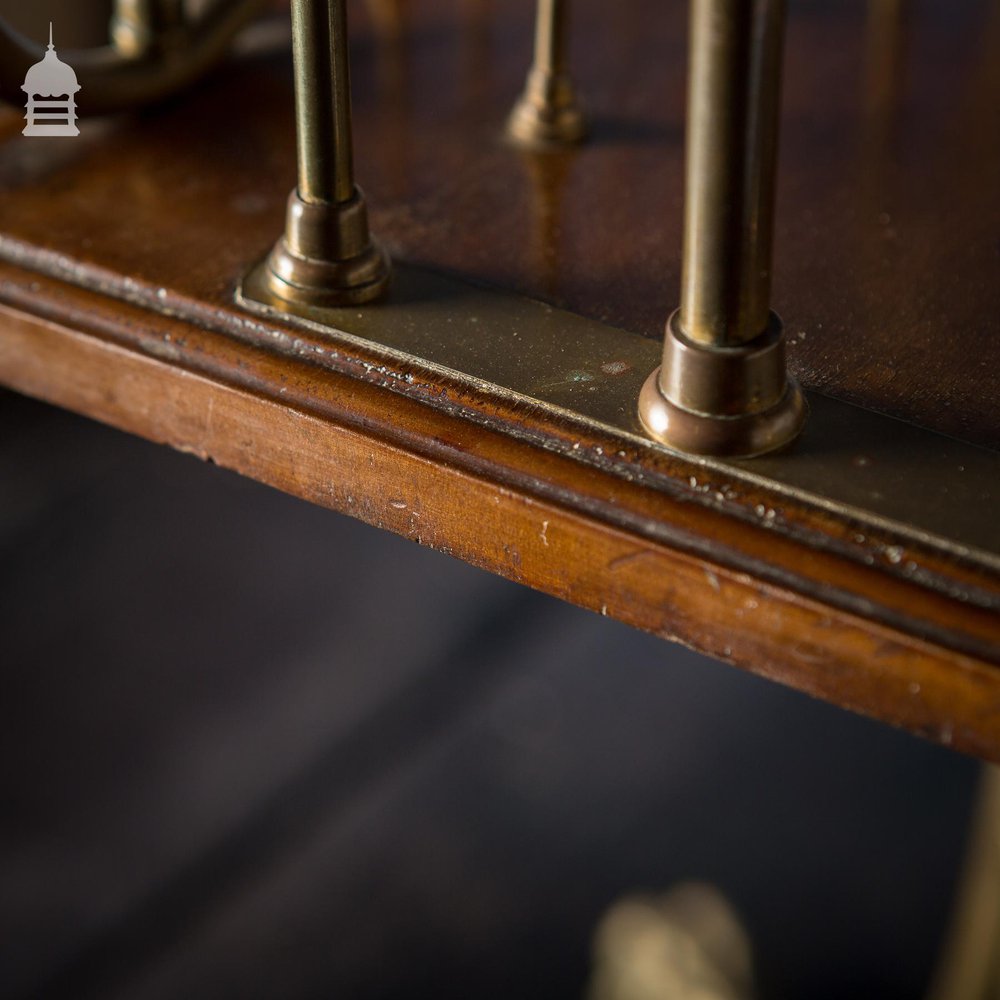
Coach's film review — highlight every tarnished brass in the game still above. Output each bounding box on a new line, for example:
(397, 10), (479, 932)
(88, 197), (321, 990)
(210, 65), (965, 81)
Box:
(639, 0), (805, 457)
(238, 261), (1000, 569)
(263, 0), (390, 307)
(507, 0), (586, 148)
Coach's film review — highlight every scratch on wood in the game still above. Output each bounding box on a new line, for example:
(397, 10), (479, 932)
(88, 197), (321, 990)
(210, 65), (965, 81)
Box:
(608, 549), (649, 571)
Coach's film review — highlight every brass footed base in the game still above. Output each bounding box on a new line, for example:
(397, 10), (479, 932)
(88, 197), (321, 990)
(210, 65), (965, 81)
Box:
(638, 311), (806, 457)
(265, 187), (390, 308)
(506, 69), (587, 148)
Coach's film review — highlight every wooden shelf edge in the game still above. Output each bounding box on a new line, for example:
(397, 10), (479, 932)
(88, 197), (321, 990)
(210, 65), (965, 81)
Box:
(1, 264), (998, 761)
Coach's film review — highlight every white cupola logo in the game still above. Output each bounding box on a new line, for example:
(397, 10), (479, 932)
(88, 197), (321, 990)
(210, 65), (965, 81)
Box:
(22, 24), (80, 137)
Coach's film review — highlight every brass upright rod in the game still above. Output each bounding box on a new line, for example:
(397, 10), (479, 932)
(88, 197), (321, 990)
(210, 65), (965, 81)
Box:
(679, 0), (785, 348)
(533, 0), (568, 78)
(292, 0), (354, 205)
(506, 0), (585, 147)
(637, 0), (803, 457)
(261, 0), (389, 306)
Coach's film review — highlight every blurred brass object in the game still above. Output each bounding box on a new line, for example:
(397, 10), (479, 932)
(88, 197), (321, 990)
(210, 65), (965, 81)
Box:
(263, 0), (390, 307)
(0, 0), (265, 113)
(110, 0), (185, 57)
(587, 883), (754, 1000)
(507, 0), (586, 147)
(639, 0), (804, 457)
(928, 767), (1000, 1000)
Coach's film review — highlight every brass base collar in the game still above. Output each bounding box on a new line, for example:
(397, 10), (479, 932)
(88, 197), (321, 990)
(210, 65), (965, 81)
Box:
(638, 311), (806, 457)
(264, 187), (390, 308)
(506, 69), (587, 148)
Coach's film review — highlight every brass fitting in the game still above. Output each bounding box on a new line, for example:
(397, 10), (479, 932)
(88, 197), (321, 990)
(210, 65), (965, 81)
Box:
(264, 187), (390, 307)
(639, 0), (805, 457)
(507, 0), (586, 148)
(264, 0), (390, 308)
(639, 311), (805, 457)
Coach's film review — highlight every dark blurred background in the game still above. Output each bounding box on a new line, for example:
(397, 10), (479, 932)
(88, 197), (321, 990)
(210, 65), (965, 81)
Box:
(0, 386), (980, 1000)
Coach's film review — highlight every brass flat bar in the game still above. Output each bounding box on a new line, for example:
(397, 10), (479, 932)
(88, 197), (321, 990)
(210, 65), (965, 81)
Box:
(237, 260), (1000, 570)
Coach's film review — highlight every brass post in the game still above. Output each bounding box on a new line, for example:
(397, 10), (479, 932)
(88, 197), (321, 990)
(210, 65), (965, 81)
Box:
(264, 0), (390, 307)
(294, 0), (355, 205)
(507, 0), (586, 147)
(638, 0), (805, 457)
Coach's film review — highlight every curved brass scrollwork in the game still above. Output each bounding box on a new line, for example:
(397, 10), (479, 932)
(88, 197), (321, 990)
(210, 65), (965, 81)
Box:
(0, 0), (266, 115)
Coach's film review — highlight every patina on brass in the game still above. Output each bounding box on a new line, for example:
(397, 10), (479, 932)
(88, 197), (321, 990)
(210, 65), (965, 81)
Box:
(507, 0), (586, 148)
(639, 0), (805, 457)
(264, 0), (390, 307)
(238, 261), (1000, 570)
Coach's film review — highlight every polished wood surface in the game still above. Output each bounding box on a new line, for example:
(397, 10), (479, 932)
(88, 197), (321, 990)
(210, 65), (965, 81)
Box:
(2, 0), (999, 443)
(0, 0), (997, 757)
